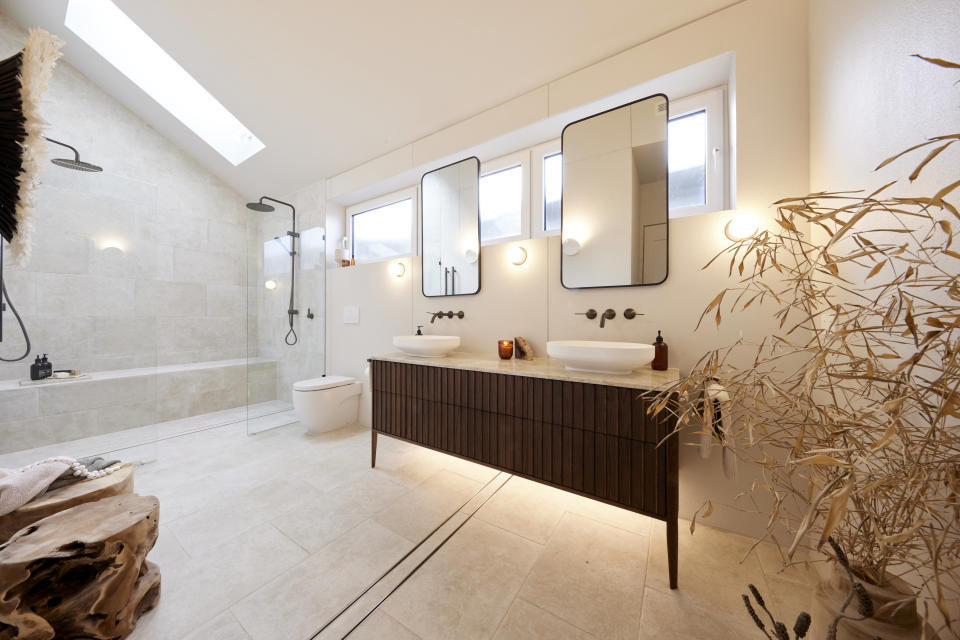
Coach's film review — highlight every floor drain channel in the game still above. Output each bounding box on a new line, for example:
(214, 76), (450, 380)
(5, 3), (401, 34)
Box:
(309, 472), (513, 640)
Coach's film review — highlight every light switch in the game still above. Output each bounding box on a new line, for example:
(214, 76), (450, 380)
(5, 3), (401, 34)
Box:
(343, 305), (359, 324)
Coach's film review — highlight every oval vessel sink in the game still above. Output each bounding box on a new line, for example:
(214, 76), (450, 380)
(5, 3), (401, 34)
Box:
(393, 335), (461, 357)
(546, 340), (655, 374)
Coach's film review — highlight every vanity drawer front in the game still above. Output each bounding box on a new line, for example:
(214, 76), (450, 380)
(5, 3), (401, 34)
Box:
(371, 361), (673, 444)
(372, 386), (668, 517)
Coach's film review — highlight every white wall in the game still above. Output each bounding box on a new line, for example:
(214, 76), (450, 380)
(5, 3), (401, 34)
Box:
(320, 0), (809, 538)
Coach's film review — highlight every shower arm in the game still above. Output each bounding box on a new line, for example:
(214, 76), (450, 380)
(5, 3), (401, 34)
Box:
(255, 197), (297, 240)
(43, 137), (81, 162)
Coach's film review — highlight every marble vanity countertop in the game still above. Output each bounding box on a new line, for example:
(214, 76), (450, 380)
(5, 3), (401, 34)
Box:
(370, 351), (680, 391)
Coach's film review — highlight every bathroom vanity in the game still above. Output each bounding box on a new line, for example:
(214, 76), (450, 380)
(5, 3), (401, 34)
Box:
(369, 352), (681, 588)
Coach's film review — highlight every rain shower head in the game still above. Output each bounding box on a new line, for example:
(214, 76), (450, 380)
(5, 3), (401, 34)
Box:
(246, 200), (275, 212)
(45, 138), (102, 172)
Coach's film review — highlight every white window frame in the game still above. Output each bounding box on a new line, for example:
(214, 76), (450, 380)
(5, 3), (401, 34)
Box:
(668, 86), (727, 219)
(530, 138), (562, 238)
(346, 186), (418, 264)
(479, 149), (530, 247)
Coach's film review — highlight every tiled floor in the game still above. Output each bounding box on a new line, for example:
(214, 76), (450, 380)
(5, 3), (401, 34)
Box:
(6, 412), (818, 639)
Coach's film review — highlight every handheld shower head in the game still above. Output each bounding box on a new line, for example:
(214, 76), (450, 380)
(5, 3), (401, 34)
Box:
(45, 138), (102, 172)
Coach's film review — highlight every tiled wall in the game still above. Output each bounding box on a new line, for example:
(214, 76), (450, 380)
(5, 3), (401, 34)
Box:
(0, 15), (277, 450)
(0, 15), (249, 383)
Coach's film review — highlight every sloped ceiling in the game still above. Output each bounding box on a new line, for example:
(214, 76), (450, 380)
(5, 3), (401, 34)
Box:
(0, 0), (737, 199)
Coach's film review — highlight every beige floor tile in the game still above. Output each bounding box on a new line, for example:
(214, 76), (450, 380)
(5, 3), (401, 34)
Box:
(168, 476), (322, 556)
(493, 598), (596, 640)
(562, 491), (653, 537)
(230, 519), (414, 640)
(374, 469), (484, 542)
(382, 518), (542, 640)
(272, 469), (410, 552)
(181, 611), (252, 640)
(518, 512), (648, 640)
(475, 476), (568, 544)
(350, 610), (422, 640)
(637, 586), (760, 640)
(646, 519), (767, 613)
(130, 524), (307, 640)
(146, 525), (190, 595)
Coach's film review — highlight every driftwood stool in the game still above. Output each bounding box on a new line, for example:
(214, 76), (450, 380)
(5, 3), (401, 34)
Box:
(0, 465), (134, 544)
(0, 494), (160, 640)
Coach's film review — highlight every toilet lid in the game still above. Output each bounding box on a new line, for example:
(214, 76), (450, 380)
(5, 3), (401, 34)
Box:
(293, 375), (355, 391)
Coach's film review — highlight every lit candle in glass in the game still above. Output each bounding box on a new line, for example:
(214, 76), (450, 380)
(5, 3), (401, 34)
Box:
(498, 340), (514, 359)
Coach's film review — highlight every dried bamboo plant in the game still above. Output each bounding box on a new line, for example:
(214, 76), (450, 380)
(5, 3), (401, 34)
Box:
(651, 55), (960, 630)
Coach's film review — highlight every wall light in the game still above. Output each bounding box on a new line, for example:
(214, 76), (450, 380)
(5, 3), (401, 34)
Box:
(264, 279), (277, 290)
(389, 261), (405, 278)
(508, 245), (527, 266)
(724, 213), (759, 242)
(562, 238), (581, 256)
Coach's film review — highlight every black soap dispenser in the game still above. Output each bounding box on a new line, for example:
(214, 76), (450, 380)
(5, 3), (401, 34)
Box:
(30, 355), (43, 381)
(40, 354), (52, 379)
(652, 331), (668, 371)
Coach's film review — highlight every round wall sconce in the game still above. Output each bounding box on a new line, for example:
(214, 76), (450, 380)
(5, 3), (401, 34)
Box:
(264, 279), (277, 290)
(724, 214), (759, 242)
(508, 245), (527, 266)
(388, 261), (406, 278)
(562, 238), (581, 256)
(464, 248), (478, 264)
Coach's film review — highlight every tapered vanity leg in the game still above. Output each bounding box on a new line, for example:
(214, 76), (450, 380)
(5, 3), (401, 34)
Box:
(667, 517), (678, 589)
(665, 418), (680, 589)
(371, 431), (378, 468)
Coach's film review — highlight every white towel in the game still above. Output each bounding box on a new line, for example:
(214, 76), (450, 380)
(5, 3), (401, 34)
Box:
(0, 458), (71, 517)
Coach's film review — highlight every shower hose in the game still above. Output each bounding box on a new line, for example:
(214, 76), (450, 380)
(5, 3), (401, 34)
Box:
(0, 276), (30, 362)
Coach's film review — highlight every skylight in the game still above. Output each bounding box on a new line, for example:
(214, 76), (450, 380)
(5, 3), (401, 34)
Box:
(65, 0), (264, 166)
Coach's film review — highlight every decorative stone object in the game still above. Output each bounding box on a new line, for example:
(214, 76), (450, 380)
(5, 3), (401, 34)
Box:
(514, 336), (534, 360)
(0, 494), (161, 640)
(0, 465), (133, 543)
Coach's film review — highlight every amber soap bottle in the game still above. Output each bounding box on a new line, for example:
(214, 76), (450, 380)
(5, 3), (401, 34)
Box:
(652, 331), (668, 371)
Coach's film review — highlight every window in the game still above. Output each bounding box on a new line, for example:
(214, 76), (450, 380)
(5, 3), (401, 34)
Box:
(668, 87), (726, 217)
(531, 140), (561, 238)
(348, 188), (416, 263)
(542, 153), (562, 232)
(479, 151), (529, 245)
(65, 0), (264, 165)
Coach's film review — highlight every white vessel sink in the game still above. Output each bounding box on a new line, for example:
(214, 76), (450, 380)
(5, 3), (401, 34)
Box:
(393, 335), (461, 357)
(547, 340), (655, 374)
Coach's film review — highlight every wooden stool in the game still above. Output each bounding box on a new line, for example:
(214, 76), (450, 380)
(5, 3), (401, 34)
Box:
(0, 493), (160, 640)
(0, 465), (134, 544)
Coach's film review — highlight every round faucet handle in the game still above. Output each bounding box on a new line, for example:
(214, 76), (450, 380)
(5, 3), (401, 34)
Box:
(576, 309), (598, 320)
(623, 308), (643, 320)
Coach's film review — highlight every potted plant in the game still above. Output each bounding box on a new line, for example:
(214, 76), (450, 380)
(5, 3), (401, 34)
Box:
(651, 56), (960, 639)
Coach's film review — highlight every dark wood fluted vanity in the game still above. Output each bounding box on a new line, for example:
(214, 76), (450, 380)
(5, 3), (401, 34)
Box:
(369, 352), (681, 589)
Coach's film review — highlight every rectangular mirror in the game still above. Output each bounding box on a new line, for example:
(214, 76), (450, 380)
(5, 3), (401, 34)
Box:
(561, 94), (668, 289)
(421, 157), (481, 296)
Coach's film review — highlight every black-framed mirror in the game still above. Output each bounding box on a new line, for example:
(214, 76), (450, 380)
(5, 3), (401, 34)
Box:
(561, 94), (669, 289)
(421, 157), (481, 296)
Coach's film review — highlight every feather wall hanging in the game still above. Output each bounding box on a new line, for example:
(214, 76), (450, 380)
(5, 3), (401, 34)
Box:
(0, 29), (63, 266)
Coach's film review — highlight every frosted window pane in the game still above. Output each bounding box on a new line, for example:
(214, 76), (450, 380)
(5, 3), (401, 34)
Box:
(480, 165), (522, 242)
(668, 110), (707, 209)
(352, 199), (412, 262)
(543, 153), (562, 231)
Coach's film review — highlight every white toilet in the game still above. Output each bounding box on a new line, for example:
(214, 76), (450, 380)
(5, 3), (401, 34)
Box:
(292, 375), (362, 435)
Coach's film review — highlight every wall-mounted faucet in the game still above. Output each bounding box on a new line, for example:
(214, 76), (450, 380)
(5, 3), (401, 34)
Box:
(574, 308), (616, 328)
(599, 308), (616, 328)
(428, 310), (465, 323)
